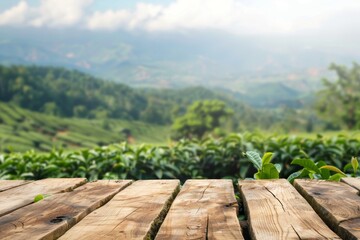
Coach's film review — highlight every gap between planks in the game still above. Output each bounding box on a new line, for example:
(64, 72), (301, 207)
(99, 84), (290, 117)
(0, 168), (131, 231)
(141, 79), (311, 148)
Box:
(3, 178), (355, 240)
(0, 180), (132, 240)
(341, 177), (360, 192)
(0, 179), (244, 240)
(0, 180), (33, 192)
(59, 179), (180, 240)
(156, 179), (244, 240)
(239, 179), (340, 240)
(294, 178), (360, 240)
(0, 178), (87, 217)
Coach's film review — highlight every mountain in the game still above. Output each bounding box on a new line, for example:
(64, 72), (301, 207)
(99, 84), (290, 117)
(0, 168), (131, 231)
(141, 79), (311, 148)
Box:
(1, 28), (356, 96)
(0, 65), (255, 125)
(237, 82), (303, 108)
(1, 65), (310, 133)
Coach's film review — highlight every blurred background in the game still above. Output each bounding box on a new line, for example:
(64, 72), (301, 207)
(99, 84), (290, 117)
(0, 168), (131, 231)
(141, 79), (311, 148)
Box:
(1, 0), (360, 152)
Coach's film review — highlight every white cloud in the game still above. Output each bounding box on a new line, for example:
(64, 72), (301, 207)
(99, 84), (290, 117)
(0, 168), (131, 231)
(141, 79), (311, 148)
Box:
(30, 0), (93, 27)
(87, 10), (131, 30)
(145, 0), (236, 31)
(0, 1), (28, 26)
(85, 0), (360, 35)
(87, 3), (164, 30)
(86, 0), (238, 31)
(0, 0), (92, 27)
(1, 0), (360, 35)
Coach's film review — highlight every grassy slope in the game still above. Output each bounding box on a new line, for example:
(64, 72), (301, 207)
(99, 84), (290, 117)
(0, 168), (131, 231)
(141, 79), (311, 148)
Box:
(0, 102), (170, 153)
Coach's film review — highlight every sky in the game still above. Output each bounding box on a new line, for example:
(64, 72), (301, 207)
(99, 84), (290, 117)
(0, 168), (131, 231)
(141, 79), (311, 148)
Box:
(0, 0), (360, 37)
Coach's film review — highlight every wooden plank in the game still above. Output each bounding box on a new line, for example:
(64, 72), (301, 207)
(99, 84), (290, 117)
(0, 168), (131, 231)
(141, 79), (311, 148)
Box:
(341, 177), (360, 192)
(239, 179), (340, 240)
(59, 180), (180, 240)
(156, 179), (244, 240)
(0, 180), (32, 192)
(294, 179), (360, 240)
(0, 178), (86, 217)
(0, 180), (132, 240)
(338, 218), (360, 240)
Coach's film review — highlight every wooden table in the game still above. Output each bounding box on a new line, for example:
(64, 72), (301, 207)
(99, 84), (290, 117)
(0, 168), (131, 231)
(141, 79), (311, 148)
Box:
(0, 178), (359, 240)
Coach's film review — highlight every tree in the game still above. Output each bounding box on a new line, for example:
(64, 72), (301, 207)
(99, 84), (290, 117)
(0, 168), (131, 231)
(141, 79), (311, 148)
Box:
(73, 105), (87, 118)
(316, 63), (360, 129)
(172, 100), (234, 139)
(42, 102), (59, 116)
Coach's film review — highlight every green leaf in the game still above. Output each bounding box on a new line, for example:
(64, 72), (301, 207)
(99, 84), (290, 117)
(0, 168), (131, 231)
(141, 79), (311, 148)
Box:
(34, 194), (44, 203)
(299, 150), (309, 158)
(287, 168), (312, 183)
(329, 173), (345, 181)
(274, 163), (282, 173)
(291, 159), (320, 174)
(299, 168), (310, 178)
(246, 151), (262, 170)
(20, 172), (35, 179)
(287, 171), (302, 183)
(351, 157), (359, 174)
(320, 165), (346, 176)
(319, 167), (331, 179)
(316, 161), (330, 179)
(316, 161), (327, 168)
(255, 163), (279, 179)
(262, 152), (273, 165)
(344, 163), (353, 172)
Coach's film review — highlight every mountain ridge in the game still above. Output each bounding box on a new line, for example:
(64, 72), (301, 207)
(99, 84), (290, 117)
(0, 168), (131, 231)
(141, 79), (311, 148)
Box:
(0, 28), (345, 95)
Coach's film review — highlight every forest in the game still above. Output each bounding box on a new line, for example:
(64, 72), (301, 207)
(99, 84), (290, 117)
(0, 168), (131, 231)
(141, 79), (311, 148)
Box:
(0, 63), (360, 153)
(0, 65), (336, 133)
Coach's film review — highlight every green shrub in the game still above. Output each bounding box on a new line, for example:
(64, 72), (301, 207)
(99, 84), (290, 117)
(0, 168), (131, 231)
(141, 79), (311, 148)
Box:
(0, 133), (359, 181)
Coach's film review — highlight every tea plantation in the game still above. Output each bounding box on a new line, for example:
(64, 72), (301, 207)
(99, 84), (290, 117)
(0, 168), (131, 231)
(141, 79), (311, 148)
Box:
(1, 133), (359, 181)
(0, 102), (170, 152)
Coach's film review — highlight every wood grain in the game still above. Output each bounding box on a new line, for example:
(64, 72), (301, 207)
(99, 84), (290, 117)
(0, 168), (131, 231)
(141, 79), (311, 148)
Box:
(341, 177), (360, 192)
(240, 179), (340, 240)
(0, 180), (132, 240)
(155, 179), (243, 240)
(59, 180), (180, 240)
(0, 178), (86, 217)
(294, 179), (360, 240)
(0, 180), (32, 192)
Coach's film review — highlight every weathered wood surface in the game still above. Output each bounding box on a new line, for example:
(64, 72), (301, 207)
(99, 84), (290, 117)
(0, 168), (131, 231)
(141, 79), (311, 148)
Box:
(0, 180), (32, 192)
(0, 180), (132, 240)
(59, 180), (180, 240)
(239, 179), (340, 240)
(156, 179), (244, 240)
(294, 179), (360, 240)
(0, 178), (86, 217)
(2, 178), (360, 239)
(341, 177), (360, 192)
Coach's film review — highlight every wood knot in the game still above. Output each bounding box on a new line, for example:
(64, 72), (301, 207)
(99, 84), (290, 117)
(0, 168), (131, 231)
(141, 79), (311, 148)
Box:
(50, 216), (69, 224)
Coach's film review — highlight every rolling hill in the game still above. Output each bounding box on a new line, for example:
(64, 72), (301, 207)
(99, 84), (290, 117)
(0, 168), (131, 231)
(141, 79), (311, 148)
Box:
(0, 102), (170, 152)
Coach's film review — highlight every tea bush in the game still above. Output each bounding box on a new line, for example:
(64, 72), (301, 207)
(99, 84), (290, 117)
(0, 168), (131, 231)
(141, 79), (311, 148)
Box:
(1, 133), (359, 181)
